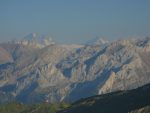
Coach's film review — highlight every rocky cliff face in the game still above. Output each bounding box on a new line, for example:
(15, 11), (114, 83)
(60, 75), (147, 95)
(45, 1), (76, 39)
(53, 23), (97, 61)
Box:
(0, 36), (150, 103)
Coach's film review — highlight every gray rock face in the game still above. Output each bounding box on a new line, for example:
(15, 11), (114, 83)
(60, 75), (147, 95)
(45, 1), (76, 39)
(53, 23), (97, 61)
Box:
(0, 37), (150, 103)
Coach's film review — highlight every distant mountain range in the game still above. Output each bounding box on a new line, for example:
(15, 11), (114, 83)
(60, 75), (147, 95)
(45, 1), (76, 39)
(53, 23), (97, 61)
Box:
(0, 34), (150, 103)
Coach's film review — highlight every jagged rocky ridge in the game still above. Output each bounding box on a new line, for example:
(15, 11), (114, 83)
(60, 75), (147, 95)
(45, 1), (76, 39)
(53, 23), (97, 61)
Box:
(0, 36), (150, 103)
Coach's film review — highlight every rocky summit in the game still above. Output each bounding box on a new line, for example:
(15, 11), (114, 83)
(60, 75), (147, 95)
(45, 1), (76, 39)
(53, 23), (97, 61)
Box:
(0, 35), (150, 103)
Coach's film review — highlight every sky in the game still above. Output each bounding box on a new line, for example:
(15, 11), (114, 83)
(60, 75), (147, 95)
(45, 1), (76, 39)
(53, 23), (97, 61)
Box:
(0, 0), (150, 44)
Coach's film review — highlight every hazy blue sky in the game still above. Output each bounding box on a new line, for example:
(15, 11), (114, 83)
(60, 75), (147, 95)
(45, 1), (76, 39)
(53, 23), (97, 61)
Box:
(0, 0), (150, 44)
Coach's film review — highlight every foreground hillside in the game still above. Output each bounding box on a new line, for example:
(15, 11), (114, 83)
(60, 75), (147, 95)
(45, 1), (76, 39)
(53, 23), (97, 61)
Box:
(58, 83), (150, 113)
(0, 83), (149, 113)
(0, 102), (70, 113)
(129, 106), (150, 113)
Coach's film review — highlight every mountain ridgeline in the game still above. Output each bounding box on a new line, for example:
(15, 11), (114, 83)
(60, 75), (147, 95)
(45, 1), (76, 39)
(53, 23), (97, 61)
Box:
(0, 34), (150, 104)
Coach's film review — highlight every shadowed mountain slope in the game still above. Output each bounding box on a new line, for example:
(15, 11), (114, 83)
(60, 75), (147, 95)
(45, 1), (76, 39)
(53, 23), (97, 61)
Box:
(58, 83), (150, 113)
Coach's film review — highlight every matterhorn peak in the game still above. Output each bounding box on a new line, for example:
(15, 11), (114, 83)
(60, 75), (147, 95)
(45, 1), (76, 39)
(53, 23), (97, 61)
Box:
(23, 32), (37, 41)
(15, 33), (55, 48)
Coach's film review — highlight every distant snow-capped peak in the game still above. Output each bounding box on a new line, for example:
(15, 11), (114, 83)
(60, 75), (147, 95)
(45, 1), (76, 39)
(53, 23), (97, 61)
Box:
(86, 37), (109, 45)
(15, 33), (55, 48)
